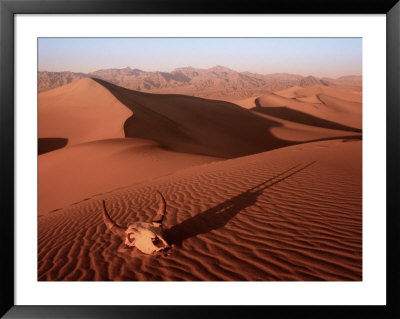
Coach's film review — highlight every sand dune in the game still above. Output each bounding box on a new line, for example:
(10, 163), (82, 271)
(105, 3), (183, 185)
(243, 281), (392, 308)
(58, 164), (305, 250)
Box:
(318, 94), (362, 114)
(321, 76), (362, 91)
(273, 85), (304, 99)
(38, 79), (361, 158)
(38, 79), (362, 215)
(295, 95), (322, 104)
(38, 139), (362, 281)
(38, 138), (220, 215)
(254, 111), (361, 142)
(39, 77), (295, 158)
(38, 78), (132, 146)
(38, 138), (68, 155)
(93, 79), (363, 158)
(227, 96), (258, 109)
(93, 78), (299, 158)
(256, 85), (362, 130)
(275, 85), (362, 102)
(38, 77), (362, 281)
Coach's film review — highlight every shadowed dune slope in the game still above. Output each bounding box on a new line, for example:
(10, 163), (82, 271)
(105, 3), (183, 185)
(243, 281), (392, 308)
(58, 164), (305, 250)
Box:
(253, 106), (361, 133)
(38, 138), (220, 215)
(38, 78), (361, 158)
(93, 78), (299, 158)
(253, 111), (361, 143)
(256, 85), (362, 130)
(38, 139), (361, 281)
(38, 78), (133, 146)
(38, 138), (68, 155)
(38, 79), (361, 215)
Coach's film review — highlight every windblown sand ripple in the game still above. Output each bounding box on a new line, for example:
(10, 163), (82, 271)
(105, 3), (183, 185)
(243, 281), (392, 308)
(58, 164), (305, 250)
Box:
(38, 138), (220, 215)
(38, 139), (362, 281)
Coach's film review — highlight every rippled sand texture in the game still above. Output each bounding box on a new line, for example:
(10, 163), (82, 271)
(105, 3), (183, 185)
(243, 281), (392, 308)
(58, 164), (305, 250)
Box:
(38, 139), (362, 281)
(38, 77), (362, 281)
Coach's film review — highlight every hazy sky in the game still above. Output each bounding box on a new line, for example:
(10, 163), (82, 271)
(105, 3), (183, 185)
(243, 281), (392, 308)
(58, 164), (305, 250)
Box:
(38, 38), (362, 78)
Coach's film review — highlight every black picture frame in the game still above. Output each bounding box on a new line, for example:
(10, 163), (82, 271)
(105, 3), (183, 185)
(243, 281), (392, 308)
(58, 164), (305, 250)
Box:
(1, 0), (399, 318)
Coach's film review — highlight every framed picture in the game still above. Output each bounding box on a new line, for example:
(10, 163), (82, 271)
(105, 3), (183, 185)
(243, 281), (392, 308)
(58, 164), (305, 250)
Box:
(1, 0), (399, 318)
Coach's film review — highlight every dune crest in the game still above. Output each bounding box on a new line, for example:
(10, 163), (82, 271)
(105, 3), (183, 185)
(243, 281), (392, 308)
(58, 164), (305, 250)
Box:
(38, 78), (133, 146)
(93, 78), (298, 158)
(255, 85), (362, 130)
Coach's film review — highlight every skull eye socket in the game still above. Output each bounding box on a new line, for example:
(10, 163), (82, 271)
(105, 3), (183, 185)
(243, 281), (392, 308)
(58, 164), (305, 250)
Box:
(152, 236), (164, 248)
(128, 233), (135, 244)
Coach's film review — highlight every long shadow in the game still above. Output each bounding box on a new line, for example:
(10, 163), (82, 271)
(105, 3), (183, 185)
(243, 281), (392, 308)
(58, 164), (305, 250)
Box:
(253, 100), (361, 133)
(92, 77), (292, 158)
(38, 138), (68, 155)
(164, 161), (316, 246)
(93, 78), (360, 158)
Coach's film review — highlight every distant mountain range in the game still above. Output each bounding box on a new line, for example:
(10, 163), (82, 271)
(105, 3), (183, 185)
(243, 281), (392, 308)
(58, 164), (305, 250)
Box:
(38, 66), (362, 99)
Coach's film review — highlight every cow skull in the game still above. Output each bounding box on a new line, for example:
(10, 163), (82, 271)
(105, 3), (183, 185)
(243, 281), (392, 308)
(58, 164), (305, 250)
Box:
(102, 191), (170, 255)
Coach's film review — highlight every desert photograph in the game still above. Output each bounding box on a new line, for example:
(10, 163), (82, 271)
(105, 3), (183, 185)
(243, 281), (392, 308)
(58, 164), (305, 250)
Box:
(38, 38), (362, 281)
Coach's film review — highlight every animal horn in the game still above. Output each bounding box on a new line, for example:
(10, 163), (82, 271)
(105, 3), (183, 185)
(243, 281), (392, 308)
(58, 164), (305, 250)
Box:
(102, 200), (126, 239)
(152, 191), (167, 225)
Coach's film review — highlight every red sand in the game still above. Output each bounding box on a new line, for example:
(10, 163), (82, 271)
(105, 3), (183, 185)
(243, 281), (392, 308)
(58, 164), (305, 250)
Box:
(38, 78), (132, 145)
(257, 85), (362, 130)
(38, 138), (220, 215)
(38, 139), (361, 281)
(38, 78), (362, 281)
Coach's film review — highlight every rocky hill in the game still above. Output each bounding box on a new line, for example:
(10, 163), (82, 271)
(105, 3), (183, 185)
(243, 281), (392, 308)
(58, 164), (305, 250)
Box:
(38, 66), (362, 99)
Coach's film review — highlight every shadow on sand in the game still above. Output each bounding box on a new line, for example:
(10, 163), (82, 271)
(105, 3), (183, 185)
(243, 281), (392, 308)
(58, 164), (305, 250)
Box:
(93, 78), (362, 158)
(38, 138), (68, 155)
(253, 100), (361, 133)
(164, 161), (316, 246)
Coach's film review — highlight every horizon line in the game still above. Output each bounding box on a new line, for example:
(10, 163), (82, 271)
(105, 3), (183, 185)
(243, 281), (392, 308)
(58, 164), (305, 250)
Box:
(37, 65), (362, 79)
